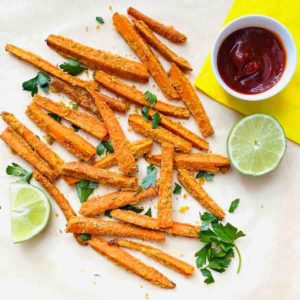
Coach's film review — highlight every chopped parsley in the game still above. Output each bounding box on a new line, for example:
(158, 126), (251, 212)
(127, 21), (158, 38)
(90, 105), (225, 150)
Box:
(151, 112), (161, 129)
(22, 71), (50, 96)
(6, 163), (32, 183)
(144, 91), (157, 107)
(141, 106), (149, 120)
(48, 113), (61, 123)
(144, 207), (152, 217)
(75, 180), (98, 203)
(141, 165), (157, 189)
(96, 16), (105, 24)
(196, 171), (215, 182)
(173, 183), (182, 194)
(229, 199), (240, 213)
(79, 233), (91, 241)
(96, 140), (114, 156)
(59, 59), (87, 76)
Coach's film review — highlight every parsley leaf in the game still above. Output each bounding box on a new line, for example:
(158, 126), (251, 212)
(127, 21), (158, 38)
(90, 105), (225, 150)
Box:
(79, 233), (91, 241)
(22, 71), (50, 96)
(96, 140), (114, 155)
(144, 207), (152, 217)
(59, 59), (87, 76)
(173, 183), (182, 194)
(120, 204), (144, 214)
(229, 199), (240, 213)
(201, 268), (215, 284)
(48, 113), (61, 123)
(36, 72), (51, 93)
(144, 91), (157, 107)
(151, 112), (161, 129)
(96, 16), (105, 24)
(71, 102), (79, 110)
(141, 106), (149, 120)
(141, 165), (157, 189)
(75, 180), (98, 203)
(6, 163), (32, 183)
(196, 171), (215, 182)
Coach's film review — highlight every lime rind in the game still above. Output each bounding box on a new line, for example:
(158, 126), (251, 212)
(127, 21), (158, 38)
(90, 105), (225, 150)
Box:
(227, 114), (287, 176)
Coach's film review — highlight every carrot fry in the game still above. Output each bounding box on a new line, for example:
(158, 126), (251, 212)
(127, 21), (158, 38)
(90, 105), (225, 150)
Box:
(33, 95), (108, 139)
(146, 152), (231, 173)
(94, 71), (189, 119)
(87, 88), (137, 175)
(128, 114), (192, 153)
(169, 64), (214, 137)
(32, 170), (86, 245)
(113, 13), (179, 100)
(0, 127), (56, 182)
(62, 162), (138, 190)
(51, 78), (128, 114)
(26, 103), (96, 162)
(46, 34), (149, 83)
(66, 216), (165, 242)
(88, 236), (175, 288)
(128, 7), (187, 44)
(1, 112), (63, 174)
(148, 109), (208, 150)
(80, 187), (157, 216)
(134, 20), (192, 71)
(110, 210), (200, 238)
(177, 169), (225, 219)
(157, 143), (174, 228)
(113, 239), (194, 275)
(5, 44), (96, 90)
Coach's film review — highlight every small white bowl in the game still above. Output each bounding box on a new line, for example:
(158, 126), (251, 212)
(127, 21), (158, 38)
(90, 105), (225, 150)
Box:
(211, 15), (297, 101)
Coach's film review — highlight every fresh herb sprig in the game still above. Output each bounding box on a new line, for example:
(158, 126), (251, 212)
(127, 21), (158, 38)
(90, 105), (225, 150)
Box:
(195, 212), (245, 284)
(59, 59), (87, 76)
(75, 180), (98, 203)
(6, 163), (32, 183)
(22, 71), (50, 96)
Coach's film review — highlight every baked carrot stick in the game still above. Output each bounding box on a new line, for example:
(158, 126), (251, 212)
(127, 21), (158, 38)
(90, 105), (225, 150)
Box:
(148, 109), (208, 150)
(113, 239), (194, 276)
(1, 112), (63, 174)
(93, 71), (189, 119)
(113, 13), (179, 100)
(89, 237), (175, 288)
(177, 169), (225, 219)
(128, 114), (192, 153)
(134, 20), (192, 71)
(169, 64), (214, 137)
(80, 187), (157, 216)
(146, 152), (231, 173)
(33, 95), (108, 139)
(26, 103), (96, 162)
(157, 143), (174, 228)
(5, 44), (96, 90)
(66, 216), (165, 242)
(46, 34), (149, 83)
(87, 88), (137, 175)
(51, 78), (128, 114)
(61, 162), (138, 190)
(128, 7), (187, 44)
(0, 127), (56, 182)
(110, 210), (200, 238)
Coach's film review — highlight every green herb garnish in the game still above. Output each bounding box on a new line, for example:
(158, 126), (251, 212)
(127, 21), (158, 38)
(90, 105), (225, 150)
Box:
(144, 91), (157, 107)
(195, 212), (245, 284)
(79, 233), (91, 241)
(59, 59), (87, 76)
(6, 163), (32, 183)
(104, 204), (144, 218)
(96, 140), (114, 156)
(96, 16), (105, 24)
(71, 124), (80, 132)
(141, 165), (157, 189)
(173, 183), (182, 194)
(48, 113), (62, 123)
(144, 207), (152, 217)
(229, 199), (240, 213)
(151, 112), (161, 129)
(75, 180), (98, 203)
(22, 71), (50, 96)
(71, 102), (79, 110)
(196, 171), (215, 182)
(141, 106), (149, 120)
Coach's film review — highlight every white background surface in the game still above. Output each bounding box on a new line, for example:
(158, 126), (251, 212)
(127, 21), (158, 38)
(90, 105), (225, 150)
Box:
(0, 1), (299, 299)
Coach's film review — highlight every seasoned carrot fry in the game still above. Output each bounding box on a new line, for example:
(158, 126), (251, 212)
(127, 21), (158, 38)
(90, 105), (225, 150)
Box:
(134, 20), (192, 71)
(177, 169), (225, 219)
(0, 127), (56, 182)
(94, 71), (189, 118)
(148, 109), (208, 150)
(157, 143), (174, 228)
(33, 95), (108, 139)
(80, 187), (157, 216)
(5, 44), (96, 90)
(146, 152), (231, 173)
(128, 114), (192, 153)
(51, 78), (127, 114)
(62, 162), (138, 190)
(110, 210), (200, 238)
(66, 216), (165, 242)
(113, 13), (179, 100)
(128, 7), (187, 44)
(89, 237), (175, 288)
(87, 88), (137, 175)
(26, 103), (96, 162)
(47, 35), (149, 83)
(32, 170), (86, 245)
(113, 239), (194, 276)
(169, 64), (214, 137)
(1, 112), (63, 174)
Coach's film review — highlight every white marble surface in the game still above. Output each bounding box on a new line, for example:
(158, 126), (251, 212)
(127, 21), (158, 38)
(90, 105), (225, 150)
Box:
(0, 0), (299, 299)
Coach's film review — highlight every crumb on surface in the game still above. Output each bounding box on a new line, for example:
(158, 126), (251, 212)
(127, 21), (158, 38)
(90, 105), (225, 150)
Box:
(96, 25), (100, 30)
(145, 292), (149, 300)
(179, 206), (189, 213)
(183, 193), (187, 199)
(198, 177), (205, 185)
(55, 212), (59, 218)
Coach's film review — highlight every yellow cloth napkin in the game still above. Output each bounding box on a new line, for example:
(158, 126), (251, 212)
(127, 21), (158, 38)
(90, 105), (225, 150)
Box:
(195, 0), (300, 144)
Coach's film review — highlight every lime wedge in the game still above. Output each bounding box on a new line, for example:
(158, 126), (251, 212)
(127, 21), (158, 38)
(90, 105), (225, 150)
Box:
(10, 183), (51, 243)
(227, 114), (286, 176)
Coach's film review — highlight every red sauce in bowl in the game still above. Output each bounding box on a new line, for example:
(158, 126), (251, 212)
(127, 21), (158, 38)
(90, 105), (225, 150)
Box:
(217, 27), (286, 94)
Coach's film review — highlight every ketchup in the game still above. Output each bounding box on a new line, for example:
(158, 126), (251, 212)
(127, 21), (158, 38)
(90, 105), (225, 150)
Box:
(217, 27), (285, 94)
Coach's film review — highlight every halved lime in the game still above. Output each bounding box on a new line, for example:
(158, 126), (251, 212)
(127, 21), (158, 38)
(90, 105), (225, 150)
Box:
(227, 114), (286, 176)
(10, 183), (51, 243)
